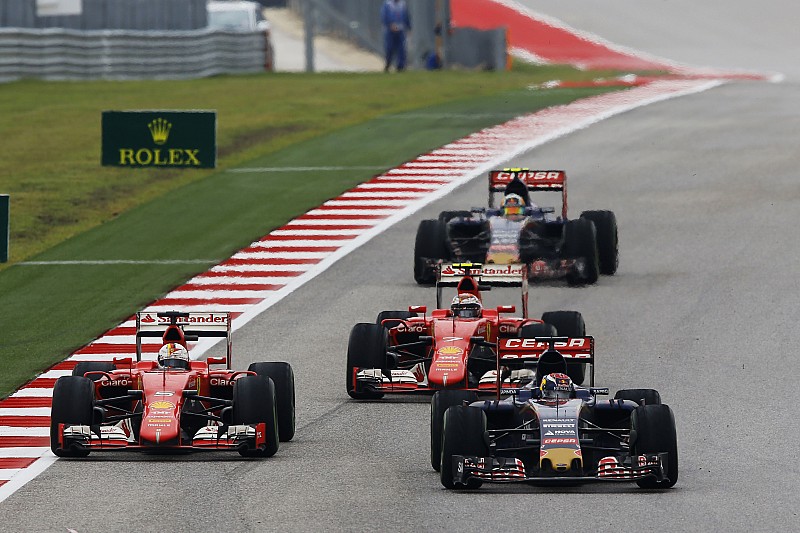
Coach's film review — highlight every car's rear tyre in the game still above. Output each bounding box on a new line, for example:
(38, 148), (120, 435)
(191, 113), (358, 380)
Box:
(346, 323), (388, 400)
(519, 322), (558, 338)
(614, 388), (661, 406)
(563, 218), (599, 285)
(72, 362), (114, 380)
(438, 210), (472, 225)
(233, 375), (279, 458)
(50, 376), (94, 457)
(248, 362), (296, 442)
(631, 404), (678, 488)
(580, 210), (618, 275)
(430, 390), (479, 471)
(414, 219), (448, 284)
(441, 406), (489, 489)
(375, 310), (415, 329)
(540, 311), (587, 385)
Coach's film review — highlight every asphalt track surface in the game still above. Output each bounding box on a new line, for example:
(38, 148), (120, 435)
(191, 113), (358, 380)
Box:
(1, 2), (799, 532)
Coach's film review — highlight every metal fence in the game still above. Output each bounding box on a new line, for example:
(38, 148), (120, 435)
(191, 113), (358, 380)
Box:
(0, 0), (207, 30)
(289, 0), (506, 70)
(0, 27), (268, 82)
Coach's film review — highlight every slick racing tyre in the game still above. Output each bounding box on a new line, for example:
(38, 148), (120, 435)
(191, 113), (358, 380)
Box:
(440, 406), (489, 489)
(614, 388), (661, 406)
(233, 375), (279, 458)
(580, 210), (618, 275)
(438, 210), (472, 225)
(540, 311), (587, 385)
(519, 322), (558, 339)
(375, 310), (415, 329)
(631, 404), (678, 488)
(50, 376), (95, 457)
(430, 390), (479, 472)
(414, 219), (448, 285)
(248, 362), (296, 442)
(563, 218), (599, 286)
(346, 323), (389, 400)
(72, 362), (114, 380)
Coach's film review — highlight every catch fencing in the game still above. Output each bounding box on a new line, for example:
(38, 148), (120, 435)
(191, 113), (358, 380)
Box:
(0, 27), (268, 82)
(0, 0), (207, 30)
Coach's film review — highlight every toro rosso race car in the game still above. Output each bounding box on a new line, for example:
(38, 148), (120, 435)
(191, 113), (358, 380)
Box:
(435, 339), (678, 489)
(346, 262), (590, 402)
(414, 169), (618, 286)
(50, 311), (295, 458)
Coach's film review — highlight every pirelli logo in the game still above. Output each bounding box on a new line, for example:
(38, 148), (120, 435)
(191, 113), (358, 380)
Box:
(101, 110), (216, 168)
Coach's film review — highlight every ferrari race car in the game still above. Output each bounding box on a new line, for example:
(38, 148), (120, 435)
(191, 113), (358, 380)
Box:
(346, 262), (590, 402)
(50, 311), (295, 458)
(434, 339), (678, 489)
(414, 169), (618, 286)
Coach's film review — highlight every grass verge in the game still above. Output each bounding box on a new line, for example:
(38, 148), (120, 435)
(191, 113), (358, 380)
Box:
(0, 68), (623, 396)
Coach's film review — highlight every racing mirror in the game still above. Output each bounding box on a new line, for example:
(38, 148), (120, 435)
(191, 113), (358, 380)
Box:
(496, 305), (516, 314)
(207, 356), (227, 366)
(408, 305), (426, 315)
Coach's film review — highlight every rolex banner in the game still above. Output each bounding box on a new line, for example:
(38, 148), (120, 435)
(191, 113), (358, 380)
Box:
(102, 110), (216, 168)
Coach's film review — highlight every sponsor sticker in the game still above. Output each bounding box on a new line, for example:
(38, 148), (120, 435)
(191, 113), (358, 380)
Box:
(99, 379), (131, 387)
(437, 346), (464, 357)
(542, 437), (578, 445)
(502, 338), (588, 349)
(149, 401), (175, 409)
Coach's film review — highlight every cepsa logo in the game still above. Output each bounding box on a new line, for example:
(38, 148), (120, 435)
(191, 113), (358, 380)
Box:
(502, 338), (588, 349)
(491, 170), (565, 184)
(543, 438), (578, 445)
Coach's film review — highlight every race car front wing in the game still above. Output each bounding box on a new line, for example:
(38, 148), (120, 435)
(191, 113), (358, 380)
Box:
(56, 423), (267, 453)
(451, 453), (670, 486)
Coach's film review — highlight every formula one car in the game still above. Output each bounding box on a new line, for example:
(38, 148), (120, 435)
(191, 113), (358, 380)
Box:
(414, 169), (618, 286)
(435, 338), (678, 489)
(50, 311), (295, 458)
(346, 262), (590, 403)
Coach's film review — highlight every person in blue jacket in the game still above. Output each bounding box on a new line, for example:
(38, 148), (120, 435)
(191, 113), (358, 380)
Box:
(381, 0), (411, 72)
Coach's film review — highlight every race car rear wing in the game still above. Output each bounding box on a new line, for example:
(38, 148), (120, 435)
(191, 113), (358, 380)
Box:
(498, 336), (595, 387)
(135, 311), (232, 368)
(436, 262), (529, 318)
(488, 168), (568, 219)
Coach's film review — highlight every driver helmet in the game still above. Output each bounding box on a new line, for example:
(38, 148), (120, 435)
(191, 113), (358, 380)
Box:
(157, 343), (190, 370)
(540, 372), (574, 400)
(503, 193), (525, 216)
(451, 293), (482, 318)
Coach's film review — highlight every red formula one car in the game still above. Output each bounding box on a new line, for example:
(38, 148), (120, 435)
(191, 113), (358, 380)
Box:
(51, 311), (295, 458)
(346, 262), (590, 403)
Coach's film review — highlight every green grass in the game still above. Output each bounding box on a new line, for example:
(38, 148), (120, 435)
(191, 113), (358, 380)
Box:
(0, 67), (626, 397)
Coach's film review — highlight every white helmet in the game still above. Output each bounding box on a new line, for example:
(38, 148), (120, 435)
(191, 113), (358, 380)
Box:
(157, 343), (190, 370)
(451, 293), (482, 318)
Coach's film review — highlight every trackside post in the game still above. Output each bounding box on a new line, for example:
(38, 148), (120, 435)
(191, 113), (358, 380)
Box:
(0, 194), (8, 262)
